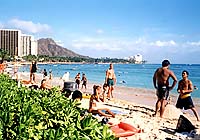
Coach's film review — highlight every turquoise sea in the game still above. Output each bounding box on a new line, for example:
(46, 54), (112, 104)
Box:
(19, 63), (200, 98)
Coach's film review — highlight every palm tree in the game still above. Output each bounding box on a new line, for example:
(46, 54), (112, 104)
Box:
(0, 49), (7, 64)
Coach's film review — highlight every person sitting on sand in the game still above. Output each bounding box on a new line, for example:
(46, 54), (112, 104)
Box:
(72, 90), (83, 101)
(176, 70), (199, 121)
(40, 79), (52, 90)
(102, 83), (108, 102)
(89, 85), (115, 118)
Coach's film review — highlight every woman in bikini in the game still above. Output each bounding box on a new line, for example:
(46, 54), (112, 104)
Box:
(89, 85), (115, 118)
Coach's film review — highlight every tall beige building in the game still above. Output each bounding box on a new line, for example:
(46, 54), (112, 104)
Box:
(21, 34), (38, 56)
(0, 29), (38, 57)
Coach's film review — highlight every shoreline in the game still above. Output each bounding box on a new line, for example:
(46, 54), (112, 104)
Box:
(17, 71), (200, 115)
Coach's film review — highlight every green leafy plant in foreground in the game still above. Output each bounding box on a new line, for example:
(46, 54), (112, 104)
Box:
(0, 74), (117, 139)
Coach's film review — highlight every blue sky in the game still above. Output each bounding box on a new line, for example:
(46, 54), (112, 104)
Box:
(1, 0), (200, 64)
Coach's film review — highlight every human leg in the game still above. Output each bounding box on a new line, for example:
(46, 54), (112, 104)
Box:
(105, 109), (115, 117)
(110, 86), (114, 98)
(160, 99), (167, 118)
(154, 99), (161, 116)
(33, 73), (36, 82)
(97, 109), (115, 118)
(191, 107), (199, 121)
(107, 86), (112, 99)
(30, 73), (32, 82)
(107, 79), (114, 99)
(183, 97), (199, 121)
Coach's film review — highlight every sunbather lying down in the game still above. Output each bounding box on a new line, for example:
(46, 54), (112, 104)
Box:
(88, 85), (115, 118)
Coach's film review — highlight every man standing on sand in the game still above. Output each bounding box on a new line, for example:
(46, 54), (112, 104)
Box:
(176, 70), (199, 121)
(105, 63), (116, 99)
(30, 60), (38, 83)
(153, 60), (177, 118)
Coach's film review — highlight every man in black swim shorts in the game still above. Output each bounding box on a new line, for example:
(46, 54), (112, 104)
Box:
(156, 85), (169, 100)
(153, 60), (177, 118)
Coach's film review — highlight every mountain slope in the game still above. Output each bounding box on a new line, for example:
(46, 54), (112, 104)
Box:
(38, 38), (89, 58)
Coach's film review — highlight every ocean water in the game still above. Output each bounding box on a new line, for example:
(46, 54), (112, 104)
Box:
(19, 63), (200, 98)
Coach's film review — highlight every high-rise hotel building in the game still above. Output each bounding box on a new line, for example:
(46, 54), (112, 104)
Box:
(0, 29), (38, 57)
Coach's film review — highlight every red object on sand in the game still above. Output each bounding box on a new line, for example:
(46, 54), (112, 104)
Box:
(111, 122), (140, 137)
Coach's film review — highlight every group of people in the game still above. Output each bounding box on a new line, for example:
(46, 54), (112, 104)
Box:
(30, 61), (52, 83)
(29, 60), (199, 120)
(29, 61), (53, 90)
(72, 64), (117, 118)
(153, 60), (199, 121)
(74, 63), (117, 100)
(75, 72), (88, 90)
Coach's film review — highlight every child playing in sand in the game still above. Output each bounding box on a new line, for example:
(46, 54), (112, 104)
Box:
(89, 85), (115, 118)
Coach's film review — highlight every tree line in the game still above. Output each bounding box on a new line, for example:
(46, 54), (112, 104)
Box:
(0, 49), (146, 64)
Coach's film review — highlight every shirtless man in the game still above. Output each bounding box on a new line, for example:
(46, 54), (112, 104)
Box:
(105, 63), (116, 99)
(153, 60), (177, 118)
(176, 70), (199, 121)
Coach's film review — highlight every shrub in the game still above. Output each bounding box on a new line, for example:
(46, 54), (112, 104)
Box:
(0, 74), (116, 139)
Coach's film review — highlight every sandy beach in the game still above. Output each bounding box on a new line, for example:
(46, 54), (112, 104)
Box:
(17, 72), (200, 140)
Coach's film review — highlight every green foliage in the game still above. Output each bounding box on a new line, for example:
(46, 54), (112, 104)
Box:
(22, 55), (134, 64)
(0, 74), (116, 139)
(0, 49), (8, 64)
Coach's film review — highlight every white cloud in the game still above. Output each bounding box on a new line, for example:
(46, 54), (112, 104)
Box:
(71, 37), (149, 52)
(150, 40), (177, 47)
(55, 40), (64, 47)
(72, 37), (121, 51)
(187, 41), (200, 46)
(8, 18), (51, 34)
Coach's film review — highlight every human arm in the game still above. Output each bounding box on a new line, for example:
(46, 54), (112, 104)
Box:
(113, 71), (116, 85)
(153, 70), (157, 89)
(97, 109), (115, 117)
(89, 96), (94, 112)
(169, 71), (177, 91)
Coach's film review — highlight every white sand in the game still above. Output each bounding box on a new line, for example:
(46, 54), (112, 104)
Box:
(17, 72), (200, 140)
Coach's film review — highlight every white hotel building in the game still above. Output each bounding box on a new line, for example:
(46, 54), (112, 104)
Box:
(0, 29), (38, 57)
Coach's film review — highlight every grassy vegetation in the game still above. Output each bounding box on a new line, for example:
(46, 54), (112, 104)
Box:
(0, 74), (117, 139)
